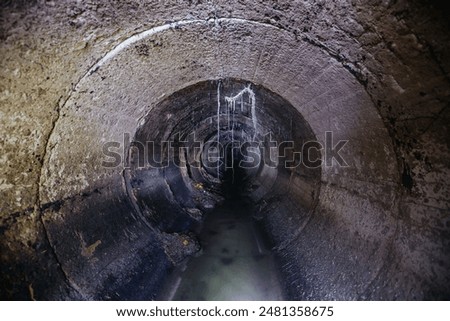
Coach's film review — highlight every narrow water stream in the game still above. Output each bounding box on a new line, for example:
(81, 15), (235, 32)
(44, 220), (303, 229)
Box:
(169, 197), (284, 300)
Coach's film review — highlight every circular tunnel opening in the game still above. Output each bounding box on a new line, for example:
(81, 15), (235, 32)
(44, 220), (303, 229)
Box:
(128, 78), (321, 231)
(127, 78), (321, 299)
(2, 2), (449, 302)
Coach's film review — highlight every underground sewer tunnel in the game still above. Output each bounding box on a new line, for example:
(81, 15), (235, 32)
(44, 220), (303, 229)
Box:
(126, 79), (320, 300)
(0, 1), (449, 301)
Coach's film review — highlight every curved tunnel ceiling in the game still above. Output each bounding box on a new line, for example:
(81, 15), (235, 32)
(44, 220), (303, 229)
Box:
(42, 18), (396, 204)
(39, 19), (399, 299)
(1, 2), (449, 300)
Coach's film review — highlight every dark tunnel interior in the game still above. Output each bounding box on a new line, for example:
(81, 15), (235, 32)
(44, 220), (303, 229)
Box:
(125, 79), (321, 299)
(0, 0), (449, 301)
(127, 79), (320, 234)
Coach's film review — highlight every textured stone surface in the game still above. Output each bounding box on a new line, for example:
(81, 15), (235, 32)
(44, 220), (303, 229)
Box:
(0, 0), (449, 300)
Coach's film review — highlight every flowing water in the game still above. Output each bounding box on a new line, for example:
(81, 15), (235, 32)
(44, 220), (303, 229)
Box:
(170, 198), (284, 300)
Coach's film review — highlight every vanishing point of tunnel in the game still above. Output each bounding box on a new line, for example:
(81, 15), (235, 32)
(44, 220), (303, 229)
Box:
(0, 1), (449, 300)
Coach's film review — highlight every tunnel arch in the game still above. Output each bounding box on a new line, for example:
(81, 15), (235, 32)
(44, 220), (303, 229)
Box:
(2, 1), (448, 301)
(41, 17), (398, 208)
(35, 18), (401, 299)
(126, 78), (322, 232)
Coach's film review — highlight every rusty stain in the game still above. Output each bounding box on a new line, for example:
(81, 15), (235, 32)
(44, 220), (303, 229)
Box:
(82, 240), (102, 258)
(77, 231), (102, 258)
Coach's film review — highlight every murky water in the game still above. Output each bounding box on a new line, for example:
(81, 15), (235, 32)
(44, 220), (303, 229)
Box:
(167, 199), (284, 300)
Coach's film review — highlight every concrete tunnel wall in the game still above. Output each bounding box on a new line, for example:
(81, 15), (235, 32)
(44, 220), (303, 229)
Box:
(0, 0), (449, 300)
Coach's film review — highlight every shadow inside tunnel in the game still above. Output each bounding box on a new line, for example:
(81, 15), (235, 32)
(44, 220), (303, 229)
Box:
(160, 156), (284, 300)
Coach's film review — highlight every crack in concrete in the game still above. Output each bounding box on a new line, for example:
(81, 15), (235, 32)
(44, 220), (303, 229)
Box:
(37, 212), (88, 299)
(34, 95), (63, 210)
(33, 94), (88, 299)
(419, 104), (449, 136)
